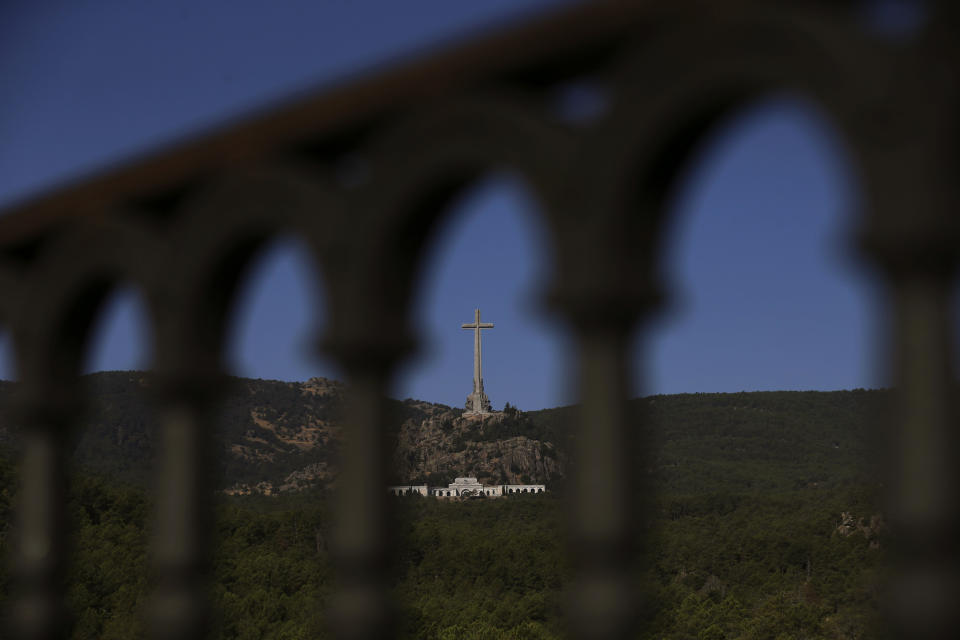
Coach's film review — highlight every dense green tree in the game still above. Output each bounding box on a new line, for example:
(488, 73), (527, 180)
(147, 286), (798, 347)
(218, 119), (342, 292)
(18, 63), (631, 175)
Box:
(0, 388), (892, 638)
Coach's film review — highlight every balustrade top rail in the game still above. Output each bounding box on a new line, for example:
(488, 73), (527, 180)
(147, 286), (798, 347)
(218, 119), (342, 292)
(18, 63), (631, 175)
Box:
(0, 0), (649, 244)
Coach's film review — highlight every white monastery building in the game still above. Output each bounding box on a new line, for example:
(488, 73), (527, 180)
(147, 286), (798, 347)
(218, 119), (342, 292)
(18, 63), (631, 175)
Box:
(387, 476), (546, 498)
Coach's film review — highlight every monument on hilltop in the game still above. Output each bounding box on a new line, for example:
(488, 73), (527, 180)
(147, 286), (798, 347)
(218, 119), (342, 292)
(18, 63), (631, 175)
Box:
(462, 308), (494, 415)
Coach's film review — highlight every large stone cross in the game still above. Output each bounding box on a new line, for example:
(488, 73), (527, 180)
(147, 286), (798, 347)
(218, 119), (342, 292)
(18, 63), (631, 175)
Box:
(462, 308), (494, 415)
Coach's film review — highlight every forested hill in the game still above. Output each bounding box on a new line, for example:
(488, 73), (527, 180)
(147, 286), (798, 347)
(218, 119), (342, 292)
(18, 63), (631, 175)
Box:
(0, 378), (891, 638)
(0, 372), (886, 497)
(530, 389), (885, 495)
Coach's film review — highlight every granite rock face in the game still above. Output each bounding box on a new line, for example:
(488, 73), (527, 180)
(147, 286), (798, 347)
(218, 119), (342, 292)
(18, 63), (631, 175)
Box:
(226, 395), (566, 494)
(390, 408), (565, 487)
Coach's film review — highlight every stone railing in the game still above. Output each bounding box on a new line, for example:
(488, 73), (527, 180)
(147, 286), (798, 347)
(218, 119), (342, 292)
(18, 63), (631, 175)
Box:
(1, 1), (957, 638)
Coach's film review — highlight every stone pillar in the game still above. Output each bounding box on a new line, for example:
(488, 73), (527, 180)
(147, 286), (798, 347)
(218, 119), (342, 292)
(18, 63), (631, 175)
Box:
(326, 338), (406, 640)
(9, 398), (73, 640)
(559, 297), (652, 640)
(871, 253), (959, 638)
(146, 375), (220, 640)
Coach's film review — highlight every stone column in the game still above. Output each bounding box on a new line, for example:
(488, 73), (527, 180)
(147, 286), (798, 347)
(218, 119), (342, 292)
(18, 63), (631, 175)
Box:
(854, 66), (960, 631)
(9, 398), (73, 640)
(146, 375), (220, 640)
(326, 338), (406, 640)
(559, 298), (653, 640)
(872, 254), (959, 638)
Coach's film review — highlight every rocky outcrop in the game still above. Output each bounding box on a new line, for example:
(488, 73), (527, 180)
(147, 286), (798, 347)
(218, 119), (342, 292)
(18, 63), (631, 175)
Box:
(225, 461), (337, 496)
(835, 511), (886, 549)
(391, 409), (564, 486)
(0, 372), (567, 496)
(218, 383), (565, 494)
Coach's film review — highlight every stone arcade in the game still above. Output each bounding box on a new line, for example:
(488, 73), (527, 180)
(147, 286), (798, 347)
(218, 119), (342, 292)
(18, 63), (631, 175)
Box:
(6, 3), (955, 637)
(387, 476), (546, 498)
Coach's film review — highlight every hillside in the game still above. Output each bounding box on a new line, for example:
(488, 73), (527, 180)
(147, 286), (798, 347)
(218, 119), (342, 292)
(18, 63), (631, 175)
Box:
(0, 372), (567, 494)
(0, 376), (890, 638)
(532, 389), (884, 495)
(0, 373), (885, 499)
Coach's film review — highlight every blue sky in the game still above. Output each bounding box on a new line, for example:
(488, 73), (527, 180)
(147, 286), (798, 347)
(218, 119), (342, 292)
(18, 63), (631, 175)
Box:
(0, 1), (947, 410)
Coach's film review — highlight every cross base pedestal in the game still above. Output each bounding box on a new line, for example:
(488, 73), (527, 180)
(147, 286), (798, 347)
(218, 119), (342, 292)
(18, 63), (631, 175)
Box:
(464, 389), (492, 415)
